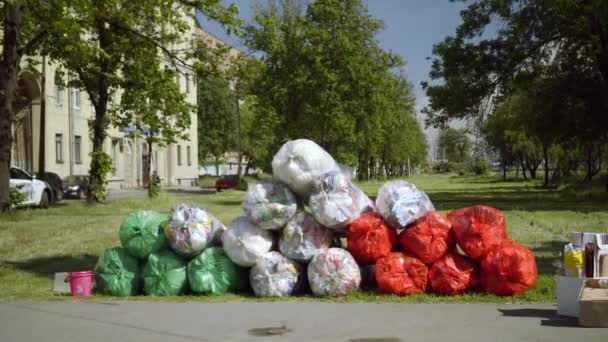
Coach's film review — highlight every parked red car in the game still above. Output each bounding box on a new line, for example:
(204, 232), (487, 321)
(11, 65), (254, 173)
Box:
(215, 175), (240, 192)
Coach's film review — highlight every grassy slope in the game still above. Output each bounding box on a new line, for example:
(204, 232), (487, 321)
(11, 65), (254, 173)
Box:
(0, 173), (606, 302)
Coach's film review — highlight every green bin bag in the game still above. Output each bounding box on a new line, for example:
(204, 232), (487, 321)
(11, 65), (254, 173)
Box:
(187, 247), (249, 294)
(143, 250), (188, 296)
(119, 210), (168, 259)
(94, 247), (141, 296)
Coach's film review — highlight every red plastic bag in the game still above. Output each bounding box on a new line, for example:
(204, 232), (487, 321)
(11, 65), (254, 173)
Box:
(347, 212), (397, 264)
(447, 205), (508, 260)
(429, 253), (478, 295)
(375, 252), (428, 295)
(399, 211), (455, 264)
(480, 239), (537, 296)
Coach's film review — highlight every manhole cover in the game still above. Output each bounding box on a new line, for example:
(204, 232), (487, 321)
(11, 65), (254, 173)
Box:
(248, 324), (292, 337)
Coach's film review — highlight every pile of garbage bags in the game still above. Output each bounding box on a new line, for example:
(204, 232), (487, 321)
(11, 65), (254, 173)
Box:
(94, 138), (537, 298)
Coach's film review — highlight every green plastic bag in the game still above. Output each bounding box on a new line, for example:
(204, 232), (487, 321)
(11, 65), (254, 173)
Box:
(119, 210), (168, 259)
(94, 247), (141, 296)
(187, 247), (249, 294)
(143, 250), (188, 296)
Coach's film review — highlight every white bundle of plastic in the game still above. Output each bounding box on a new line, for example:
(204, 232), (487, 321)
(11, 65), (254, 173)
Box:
(375, 180), (434, 230)
(271, 139), (339, 199)
(279, 212), (334, 263)
(243, 180), (297, 230)
(309, 171), (374, 232)
(250, 252), (303, 297)
(222, 217), (274, 267)
(308, 248), (361, 296)
(163, 203), (226, 258)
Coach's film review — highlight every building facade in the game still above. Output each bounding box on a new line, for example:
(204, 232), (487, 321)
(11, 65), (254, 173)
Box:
(12, 15), (201, 188)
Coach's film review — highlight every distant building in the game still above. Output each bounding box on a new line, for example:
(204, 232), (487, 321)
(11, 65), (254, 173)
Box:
(11, 12), (202, 188)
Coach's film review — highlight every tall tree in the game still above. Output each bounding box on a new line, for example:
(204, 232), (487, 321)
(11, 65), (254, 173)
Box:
(45, 0), (239, 202)
(0, 0), (65, 211)
(437, 128), (471, 164)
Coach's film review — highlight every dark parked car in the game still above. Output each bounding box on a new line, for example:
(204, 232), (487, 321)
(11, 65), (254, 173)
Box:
(63, 175), (89, 199)
(215, 175), (239, 192)
(36, 172), (63, 203)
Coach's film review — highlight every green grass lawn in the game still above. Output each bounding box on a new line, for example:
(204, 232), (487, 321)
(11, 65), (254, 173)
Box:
(1, 173), (607, 302)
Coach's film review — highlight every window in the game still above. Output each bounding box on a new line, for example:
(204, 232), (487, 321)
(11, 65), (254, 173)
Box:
(74, 135), (82, 164)
(177, 145), (182, 166)
(185, 74), (190, 93)
(71, 88), (80, 110)
(55, 134), (63, 163)
(54, 85), (63, 105)
(187, 146), (191, 166)
(111, 139), (119, 175)
(10, 167), (31, 180)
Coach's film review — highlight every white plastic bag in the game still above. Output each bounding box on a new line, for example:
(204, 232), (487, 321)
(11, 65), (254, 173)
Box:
(243, 180), (297, 230)
(250, 251), (304, 297)
(163, 203), (226, 258)
(222, 217), (273, 267)
(279, 212), (334, 263)
(309, 171), (374, 232)
(375, 180), (434, 230)
(308, 248), (361, 296)
(271, 139), (339, 198)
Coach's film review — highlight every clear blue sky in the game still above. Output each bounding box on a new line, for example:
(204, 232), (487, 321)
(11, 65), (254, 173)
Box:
(197, 0), (470, 155)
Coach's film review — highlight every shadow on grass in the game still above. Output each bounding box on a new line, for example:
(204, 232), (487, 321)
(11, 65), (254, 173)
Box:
(207, 199), (244, 206)
(428, 189), (607, 212)
(2, 254), (98, 278)
(498, 308), (579, 328)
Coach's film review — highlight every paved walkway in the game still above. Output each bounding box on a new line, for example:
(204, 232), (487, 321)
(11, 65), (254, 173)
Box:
(0, 301), (604, 342)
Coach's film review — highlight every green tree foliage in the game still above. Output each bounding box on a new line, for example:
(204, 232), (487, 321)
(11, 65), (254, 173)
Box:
(423, 0), (608, 188)
(0, 0), (67, 211)
(437, 128), (471, 165)
(246, 0), (427, 179)
(41, 1), (239, 203)
(197, 74), (237, 174)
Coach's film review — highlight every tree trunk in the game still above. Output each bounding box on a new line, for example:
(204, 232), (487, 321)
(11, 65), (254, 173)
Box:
(520, 157), (527, 180)
(0, 1), (24, 211)
(214, 155), (219, 176)
(244, 158), (252, 176)
(38, 56), (46, 176)
(585, 143), (594, 181)
(235, 91), (242, 179)
(542, 143), (550, 187)
(147, 139), (153, 197)
(87, 17), (111, 203)
(503, 165), (507, 181)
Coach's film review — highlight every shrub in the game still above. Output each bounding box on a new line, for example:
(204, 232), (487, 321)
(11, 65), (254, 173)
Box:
(236, 179), (248, 191)
(470, 159), (492, 175)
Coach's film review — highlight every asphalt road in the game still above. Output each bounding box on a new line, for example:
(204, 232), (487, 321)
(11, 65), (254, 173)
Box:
(0, 301), (604, 342)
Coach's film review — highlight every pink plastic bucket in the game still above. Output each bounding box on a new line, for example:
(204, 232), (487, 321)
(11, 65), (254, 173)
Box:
(66, 271), (94, 297)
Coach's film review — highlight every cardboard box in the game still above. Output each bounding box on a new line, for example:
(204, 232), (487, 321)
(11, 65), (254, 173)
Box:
(556, 276), (585, 317)
(578, 279), (608, 327)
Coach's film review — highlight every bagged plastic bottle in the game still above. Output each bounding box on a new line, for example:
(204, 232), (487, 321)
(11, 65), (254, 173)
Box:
(279, 212), (334, 263)
(428, 253), (478, 295)
(271, 139), (339, 199)
(94, 247), (141, 296)
(243, 180), (297, 230)
(142, 250), (188, 296)
(447, 205), (508, 260)
(346, 212), (397, 264)
(376, 180), (434, 230)
(399, 211), (455, 264)
(119, 210), (167, 259)
(309, 171), (375, 232)
(250, 252), (304, 297)
(187, 247), (249, 294)
(308, 248), (361, 296)
(222, 217), (274, 267)
(375, 252), (428, 296)
(163, 204), (226, 258)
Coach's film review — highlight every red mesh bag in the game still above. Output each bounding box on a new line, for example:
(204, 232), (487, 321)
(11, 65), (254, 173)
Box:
(375, 252), (428, 295)
(399, 211), (455, 264)
(447, 205), (508, 260)
(429, 253), (478, 295)
(480, 239), (537, 296)
(347, 212), (397, 264)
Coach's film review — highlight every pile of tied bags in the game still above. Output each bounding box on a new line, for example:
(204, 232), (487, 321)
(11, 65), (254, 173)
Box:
(94, 139), (537, 297)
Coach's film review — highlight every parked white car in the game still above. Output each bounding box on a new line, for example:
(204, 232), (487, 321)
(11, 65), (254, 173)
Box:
(9, 166), (53, 208)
